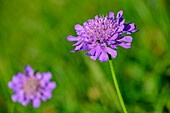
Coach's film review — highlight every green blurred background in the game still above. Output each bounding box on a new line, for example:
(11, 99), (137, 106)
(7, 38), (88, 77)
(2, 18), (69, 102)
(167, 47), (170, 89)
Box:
(0, 0), (170, 112)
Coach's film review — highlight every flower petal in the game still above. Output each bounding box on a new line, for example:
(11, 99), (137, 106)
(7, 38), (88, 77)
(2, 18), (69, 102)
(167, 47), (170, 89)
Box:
(75, 24), (84, 35)
(12, 72), (25, 84)
(99, 50), (109, 62)
(12, 75), (21, 83)
(32, 97), (41, 108)
(47, 82), (56, 89)
(106, 47), (117, 58)
(12, 93), (19, 102)
(42, 72), (52, 82)
(21, 96), (30, 106)
(119, 42), (131, 48)
(9, 83), (22, 91)
(18, 93), (25, 103)
(119, 17), (125, 25)
(110, 44), (118, 49)
(85, 48), (96, 56)
(67, 35), (80, 41)
(123, 23), (136, 32)
(15, 72), (26, 83)
(75, 43), (84, 51)
(72, 41), (82, 46)
(75, 24), (83, 31)
(109, 12), (114, 19)
(39, 80), (46, 87)
(116, 10), (123, 19)
(9, 76), (23, 91)
(41, 95), (47, 101)
(70, 50), (78, 52)
(110, 33), (118, 40)
(82, 44), (90, 51)
(35, 72), (42, 80)
(90, 46), (102, 61)
(118, 25), (124, 32)
(118, 36), (133, 43)
(95, 15), (98, 19)
(25, 65), (34, 77)
(43, 90), (52, 99)
(8, 82), (14, 89)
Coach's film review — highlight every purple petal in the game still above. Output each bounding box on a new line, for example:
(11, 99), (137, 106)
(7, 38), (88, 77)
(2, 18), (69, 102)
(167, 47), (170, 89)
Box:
(75, 24), (84, 35)
(74, 43), (84, 51)
(120, 19), (125, 25)
(119, 42), (131, 48)
(12, 75), (20, 83)
(18, 89), (24, 96)
(106, 47), (117, 58)
(99, 50), (109, 62)
(110, 44), (118, 49)
(13, 85), (22, 91)
(8, 82), (14, 89)
(67, 35), (80, 41)
(72, 41), (82, 46)
(109, 12), (114, 19)
(21, 96), (30, 106)
(118, 25), (124, 32)
(132, 29), (139, 32)
(85, 48), (96, 56)
(110, 33), (118, 40)
(12, 93), (19, 102)
(18, 94), (25, 103)
(116, 10), (123, 19)
(25, 65), (34, 77)
(95, 15), (98, 19)
(32, 97), (41, 108)
(83, 22), (88, 26)
(47, 82), (56, 89)
(75, 24), (83, 31)
(29, 95), (34, 100)
(39, 80), (46, 87)
(41, 95), (47, 101)
(15, 72), (26, 83)
(8, 80), (22, 91)
(43, 90), (52, 99)
(118, 36), (133, 43)
(87, 19), (92, 23)
(35, 72), (42, 80)
(42, 72), (52, 82)
(70, 50), (77, 52)
(90, 46), (101, 61)
(82, 44), (90, 51)
(108, 41), (116, 45)
(123, 23), (135, 32)
(119, 17), (125, 25)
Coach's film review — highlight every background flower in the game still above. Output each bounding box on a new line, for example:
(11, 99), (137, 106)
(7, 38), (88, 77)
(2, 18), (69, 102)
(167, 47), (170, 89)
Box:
(8, 65), (56, 108)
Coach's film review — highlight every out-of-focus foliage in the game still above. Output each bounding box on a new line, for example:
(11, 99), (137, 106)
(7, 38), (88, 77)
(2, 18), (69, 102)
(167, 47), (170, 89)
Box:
(0, 0), (169, 112)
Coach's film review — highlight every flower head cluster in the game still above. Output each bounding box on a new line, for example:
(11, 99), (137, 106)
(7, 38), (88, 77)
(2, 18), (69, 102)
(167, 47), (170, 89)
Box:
(8, 65), (56, 108)
(67, 10), (138, 62)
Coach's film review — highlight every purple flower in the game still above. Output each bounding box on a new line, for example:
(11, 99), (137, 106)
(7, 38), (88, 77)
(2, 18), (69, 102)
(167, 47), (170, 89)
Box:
(8, 65), (56, 108)
(67, 10), (138, 62)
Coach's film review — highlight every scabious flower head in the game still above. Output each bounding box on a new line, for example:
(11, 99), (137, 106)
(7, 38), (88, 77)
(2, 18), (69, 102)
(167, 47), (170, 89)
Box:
(8, 65), (56, 108)
(67, 10), (138, 62)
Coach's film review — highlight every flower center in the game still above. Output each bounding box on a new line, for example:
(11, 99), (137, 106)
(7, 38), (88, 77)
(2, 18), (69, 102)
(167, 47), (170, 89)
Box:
(83, 16), (118, 43)
(23, 78), (39, 94)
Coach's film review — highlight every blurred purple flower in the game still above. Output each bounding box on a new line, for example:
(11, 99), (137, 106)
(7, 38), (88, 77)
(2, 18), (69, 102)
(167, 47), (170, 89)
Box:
(67, 10), (138, 62)
(8, 65), (56, 108)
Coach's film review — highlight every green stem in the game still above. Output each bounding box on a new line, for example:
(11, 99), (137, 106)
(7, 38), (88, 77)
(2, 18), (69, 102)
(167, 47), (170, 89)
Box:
(109, 59), (128, 113)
